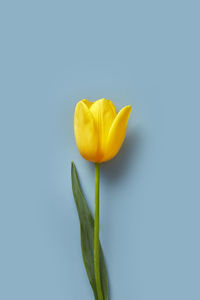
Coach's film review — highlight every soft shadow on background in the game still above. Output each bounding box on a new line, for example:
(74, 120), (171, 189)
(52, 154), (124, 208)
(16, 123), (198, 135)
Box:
(86, 126), (144, 184)
(102, 127), (143, 183)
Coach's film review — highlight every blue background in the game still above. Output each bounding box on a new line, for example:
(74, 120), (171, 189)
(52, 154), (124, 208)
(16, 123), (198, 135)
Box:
(0, 0), (200, 299)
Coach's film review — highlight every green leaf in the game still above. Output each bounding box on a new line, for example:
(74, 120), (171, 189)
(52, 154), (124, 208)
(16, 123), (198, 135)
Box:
(71, 162), (109, 300)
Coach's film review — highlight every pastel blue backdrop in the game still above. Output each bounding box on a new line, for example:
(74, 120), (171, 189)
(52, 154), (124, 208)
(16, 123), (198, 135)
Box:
(0, 0), (200, 299)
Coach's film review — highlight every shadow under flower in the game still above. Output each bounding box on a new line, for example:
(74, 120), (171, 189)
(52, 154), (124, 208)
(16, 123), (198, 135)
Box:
(101, 126), (143, 183)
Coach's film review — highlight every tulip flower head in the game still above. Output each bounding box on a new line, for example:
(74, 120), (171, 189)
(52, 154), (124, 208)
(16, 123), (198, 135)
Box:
(74, 98), (131, 163)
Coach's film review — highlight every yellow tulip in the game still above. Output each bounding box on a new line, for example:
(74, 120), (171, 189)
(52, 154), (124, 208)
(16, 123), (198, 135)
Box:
(74, 98), (131, 163)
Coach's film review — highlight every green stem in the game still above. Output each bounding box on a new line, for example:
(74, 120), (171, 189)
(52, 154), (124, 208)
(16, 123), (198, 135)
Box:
(94, 163), (103, 300)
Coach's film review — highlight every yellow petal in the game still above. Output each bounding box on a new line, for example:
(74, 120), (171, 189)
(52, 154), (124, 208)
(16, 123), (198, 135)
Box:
(74, 101), (98, 162)
(103, 105), (131, 162)
(81, 99), (93, 108)
(90, 99), (117, 160)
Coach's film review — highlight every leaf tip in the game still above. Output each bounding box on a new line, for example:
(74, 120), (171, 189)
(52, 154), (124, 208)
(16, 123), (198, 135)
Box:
(71, 161), (77, 178)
